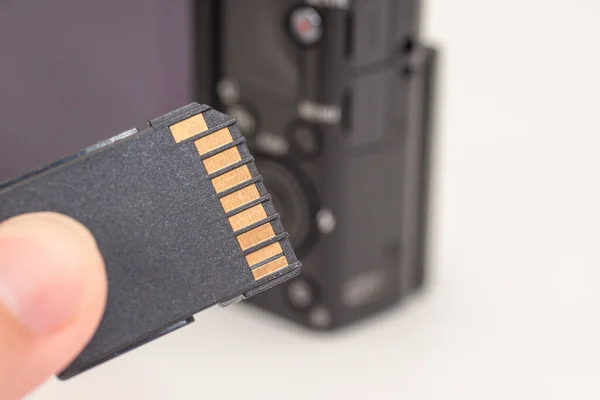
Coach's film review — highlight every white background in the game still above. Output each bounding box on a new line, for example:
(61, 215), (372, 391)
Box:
(30, 0), (600, 399)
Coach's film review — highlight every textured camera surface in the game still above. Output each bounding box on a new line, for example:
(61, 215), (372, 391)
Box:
(196, 0), (438, 329)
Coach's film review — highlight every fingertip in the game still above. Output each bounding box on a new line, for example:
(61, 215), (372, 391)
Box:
(0, 212), (107, 399)
(0, 212), (107, 333)
(0, 211), (100, 254)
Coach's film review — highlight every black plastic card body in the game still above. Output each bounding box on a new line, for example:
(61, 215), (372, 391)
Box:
(0, 103), (300, 379)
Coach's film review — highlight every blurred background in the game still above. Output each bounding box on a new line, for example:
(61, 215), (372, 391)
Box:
(1, 0), (600, 399)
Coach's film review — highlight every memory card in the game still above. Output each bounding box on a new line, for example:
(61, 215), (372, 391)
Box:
(0, 103), (301, 379)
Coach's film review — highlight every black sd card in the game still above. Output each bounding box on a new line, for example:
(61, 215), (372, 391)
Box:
(0, 103), (301, 379)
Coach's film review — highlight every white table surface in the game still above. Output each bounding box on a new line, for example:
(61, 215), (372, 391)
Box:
(29, 0), (600, 399)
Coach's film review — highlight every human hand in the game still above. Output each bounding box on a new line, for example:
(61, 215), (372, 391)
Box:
(0, 212), (107, 399)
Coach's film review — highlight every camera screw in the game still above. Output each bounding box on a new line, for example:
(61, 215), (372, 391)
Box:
(226, 104), (257, 137)
(309, 306), (332, 328)
(287, 279), (315, 309)
(316, 208), (336, 234)
(217, 78), (241, 106)
(289, 6), (323, 46)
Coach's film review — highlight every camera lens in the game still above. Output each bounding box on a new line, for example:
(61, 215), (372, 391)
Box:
(254, 156), (319, 255)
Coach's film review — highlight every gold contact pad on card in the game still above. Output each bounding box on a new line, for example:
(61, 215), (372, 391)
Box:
(203, 147), (242, 174)
(236, 223), (275, 250)
(194, 127), (233, 155)
(169, 114), (208, 143)
(245, 242), (283, 266)
(252, 256), (288, 280)
(228, 204), (267, 232)
(219, 184), (260, 213)
(211, 165), (252, 193)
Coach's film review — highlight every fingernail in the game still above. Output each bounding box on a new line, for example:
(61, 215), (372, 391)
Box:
(0, 236), (83, 334)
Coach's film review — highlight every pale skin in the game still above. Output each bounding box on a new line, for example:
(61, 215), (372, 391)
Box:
(0, 212), (107, 400)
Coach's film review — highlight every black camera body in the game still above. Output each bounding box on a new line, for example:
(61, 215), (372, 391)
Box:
(195, 0), (438, 329)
